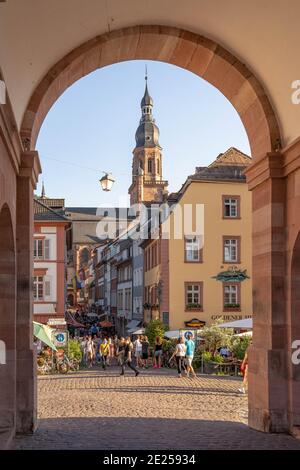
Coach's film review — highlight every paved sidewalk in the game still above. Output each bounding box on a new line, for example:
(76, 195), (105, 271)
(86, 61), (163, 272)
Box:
(14, 367), (300, 450)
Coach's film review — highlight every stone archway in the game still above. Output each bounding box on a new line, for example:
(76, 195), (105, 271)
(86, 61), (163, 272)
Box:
(20, 25), (280, 160)
(19, 25), (290, 434)
(0, 204), (16, 444)
(291, 232), (300, 429)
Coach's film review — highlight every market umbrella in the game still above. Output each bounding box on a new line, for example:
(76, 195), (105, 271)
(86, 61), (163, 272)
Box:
(33, 321), (57, 351)
(65, 311), (85, 328)
(217, 318), (253, 329)
(131, 328), (145, 335)
(234, 331), (253, 337)
(99, 320), (113, 328)
(164, 330), (181, 339)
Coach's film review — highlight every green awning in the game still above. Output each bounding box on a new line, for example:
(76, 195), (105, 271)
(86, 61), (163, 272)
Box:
(33, 321), (57, 351)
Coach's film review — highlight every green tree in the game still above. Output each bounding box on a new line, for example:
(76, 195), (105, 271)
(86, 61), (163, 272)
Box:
(229, 335), (251, 360)
(145, 319), (168, 346)
(199, 319), (233, 357)
(67, 338), (82, 361)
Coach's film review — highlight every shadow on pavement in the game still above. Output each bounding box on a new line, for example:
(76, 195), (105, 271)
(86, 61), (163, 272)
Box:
(14, 416), (300, 450)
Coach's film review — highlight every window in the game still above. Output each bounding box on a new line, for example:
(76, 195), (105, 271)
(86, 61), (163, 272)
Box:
(185, 236), (202, 262)
(111, 266), (117, 279)
(223, 196), (240, 218)
(34, 239), (43, 259)
(148, 159), (153, 174)
(80, 247), (89, 266)
(125, 288), (131, 310)
(185, 282), (203, 310)
(223, 237), (240, 263)
(33, 276), (44, 301)
(117, 290), (123, 309)
(162, 312), (169, 327)
(223, 283), (240, 309)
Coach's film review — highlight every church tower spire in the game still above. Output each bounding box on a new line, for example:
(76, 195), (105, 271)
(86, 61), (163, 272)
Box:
(41, 181), (46, 198)
(129, 70), (168, 205)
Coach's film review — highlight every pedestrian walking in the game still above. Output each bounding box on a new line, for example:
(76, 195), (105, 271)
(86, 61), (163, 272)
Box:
(86, 336), (94, 368)
(185, 333), (197, 378)
(116, 337), (126, 366)
(141, 335), (150, 369)
(80, 336), (88, 367)
(113, 335), (119, 359)
(100, 338), (110, 370)
(133, 335), (143, 368)
(107, 337), (114, 366)
(120, 337), (140, 376)
(169, 336), (187, 377)
(153, 336), (163, 368)
(239, 341), (251, 394)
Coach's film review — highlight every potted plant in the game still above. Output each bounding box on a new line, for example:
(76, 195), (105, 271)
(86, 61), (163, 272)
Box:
(224, 303), (240, 311)
(186, 303), (202, 310)
(200, 351), (224, 374)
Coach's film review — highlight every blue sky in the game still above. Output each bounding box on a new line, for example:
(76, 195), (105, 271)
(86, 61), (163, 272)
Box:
(36, 60), (250, 207)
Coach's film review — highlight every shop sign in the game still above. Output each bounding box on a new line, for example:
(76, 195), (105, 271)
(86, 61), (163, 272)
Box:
(52, 330), (68, 347)
(47, 318), (67, 326)
(211, 314), (242, 321)
(184, 318), (206, 328)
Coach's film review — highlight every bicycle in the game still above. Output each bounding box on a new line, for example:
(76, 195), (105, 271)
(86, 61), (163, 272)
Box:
(37, 359), (53, 375)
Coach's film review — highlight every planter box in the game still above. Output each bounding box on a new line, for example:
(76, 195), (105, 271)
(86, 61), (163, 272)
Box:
(203, 361), (220, 374)
(223, 306), (241, 312)
(202, 361), (239, 376)
(185, 305), (203, 312)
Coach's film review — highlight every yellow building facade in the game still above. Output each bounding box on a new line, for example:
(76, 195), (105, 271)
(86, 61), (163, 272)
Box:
(142, 147), (253, 329)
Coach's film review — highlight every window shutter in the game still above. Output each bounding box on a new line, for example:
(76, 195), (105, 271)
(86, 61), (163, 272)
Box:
(44, 280), (51, 296)
(44, 239), (50, 259)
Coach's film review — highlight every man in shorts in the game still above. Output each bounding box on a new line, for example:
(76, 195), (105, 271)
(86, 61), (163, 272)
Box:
(185, 333), (196, 378)
(133, 335), (143, 368)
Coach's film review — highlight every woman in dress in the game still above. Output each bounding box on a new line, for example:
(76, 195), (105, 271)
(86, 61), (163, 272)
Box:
(86, 335), (94, 369)
(141, 335), (150, 369)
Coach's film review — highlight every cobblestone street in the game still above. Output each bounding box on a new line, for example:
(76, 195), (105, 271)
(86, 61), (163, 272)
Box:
(14, 368), (300, 450)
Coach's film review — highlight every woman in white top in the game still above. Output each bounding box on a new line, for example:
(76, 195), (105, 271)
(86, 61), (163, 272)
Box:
(169, 336), (187, 377)
(86, 336), (94, 368)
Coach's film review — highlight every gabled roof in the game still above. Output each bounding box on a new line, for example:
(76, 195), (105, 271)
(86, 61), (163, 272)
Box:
(34, 198), (69, 222)
(167, 147), (251, 204)
(208, 147), (251, 167)
(190, 147), (251, 183)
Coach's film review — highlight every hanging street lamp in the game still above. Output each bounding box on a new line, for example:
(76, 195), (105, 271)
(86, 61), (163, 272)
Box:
(99, 172), (115, 192)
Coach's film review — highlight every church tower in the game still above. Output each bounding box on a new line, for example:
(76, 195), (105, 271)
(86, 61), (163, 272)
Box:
(128, 73), (168, 205)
